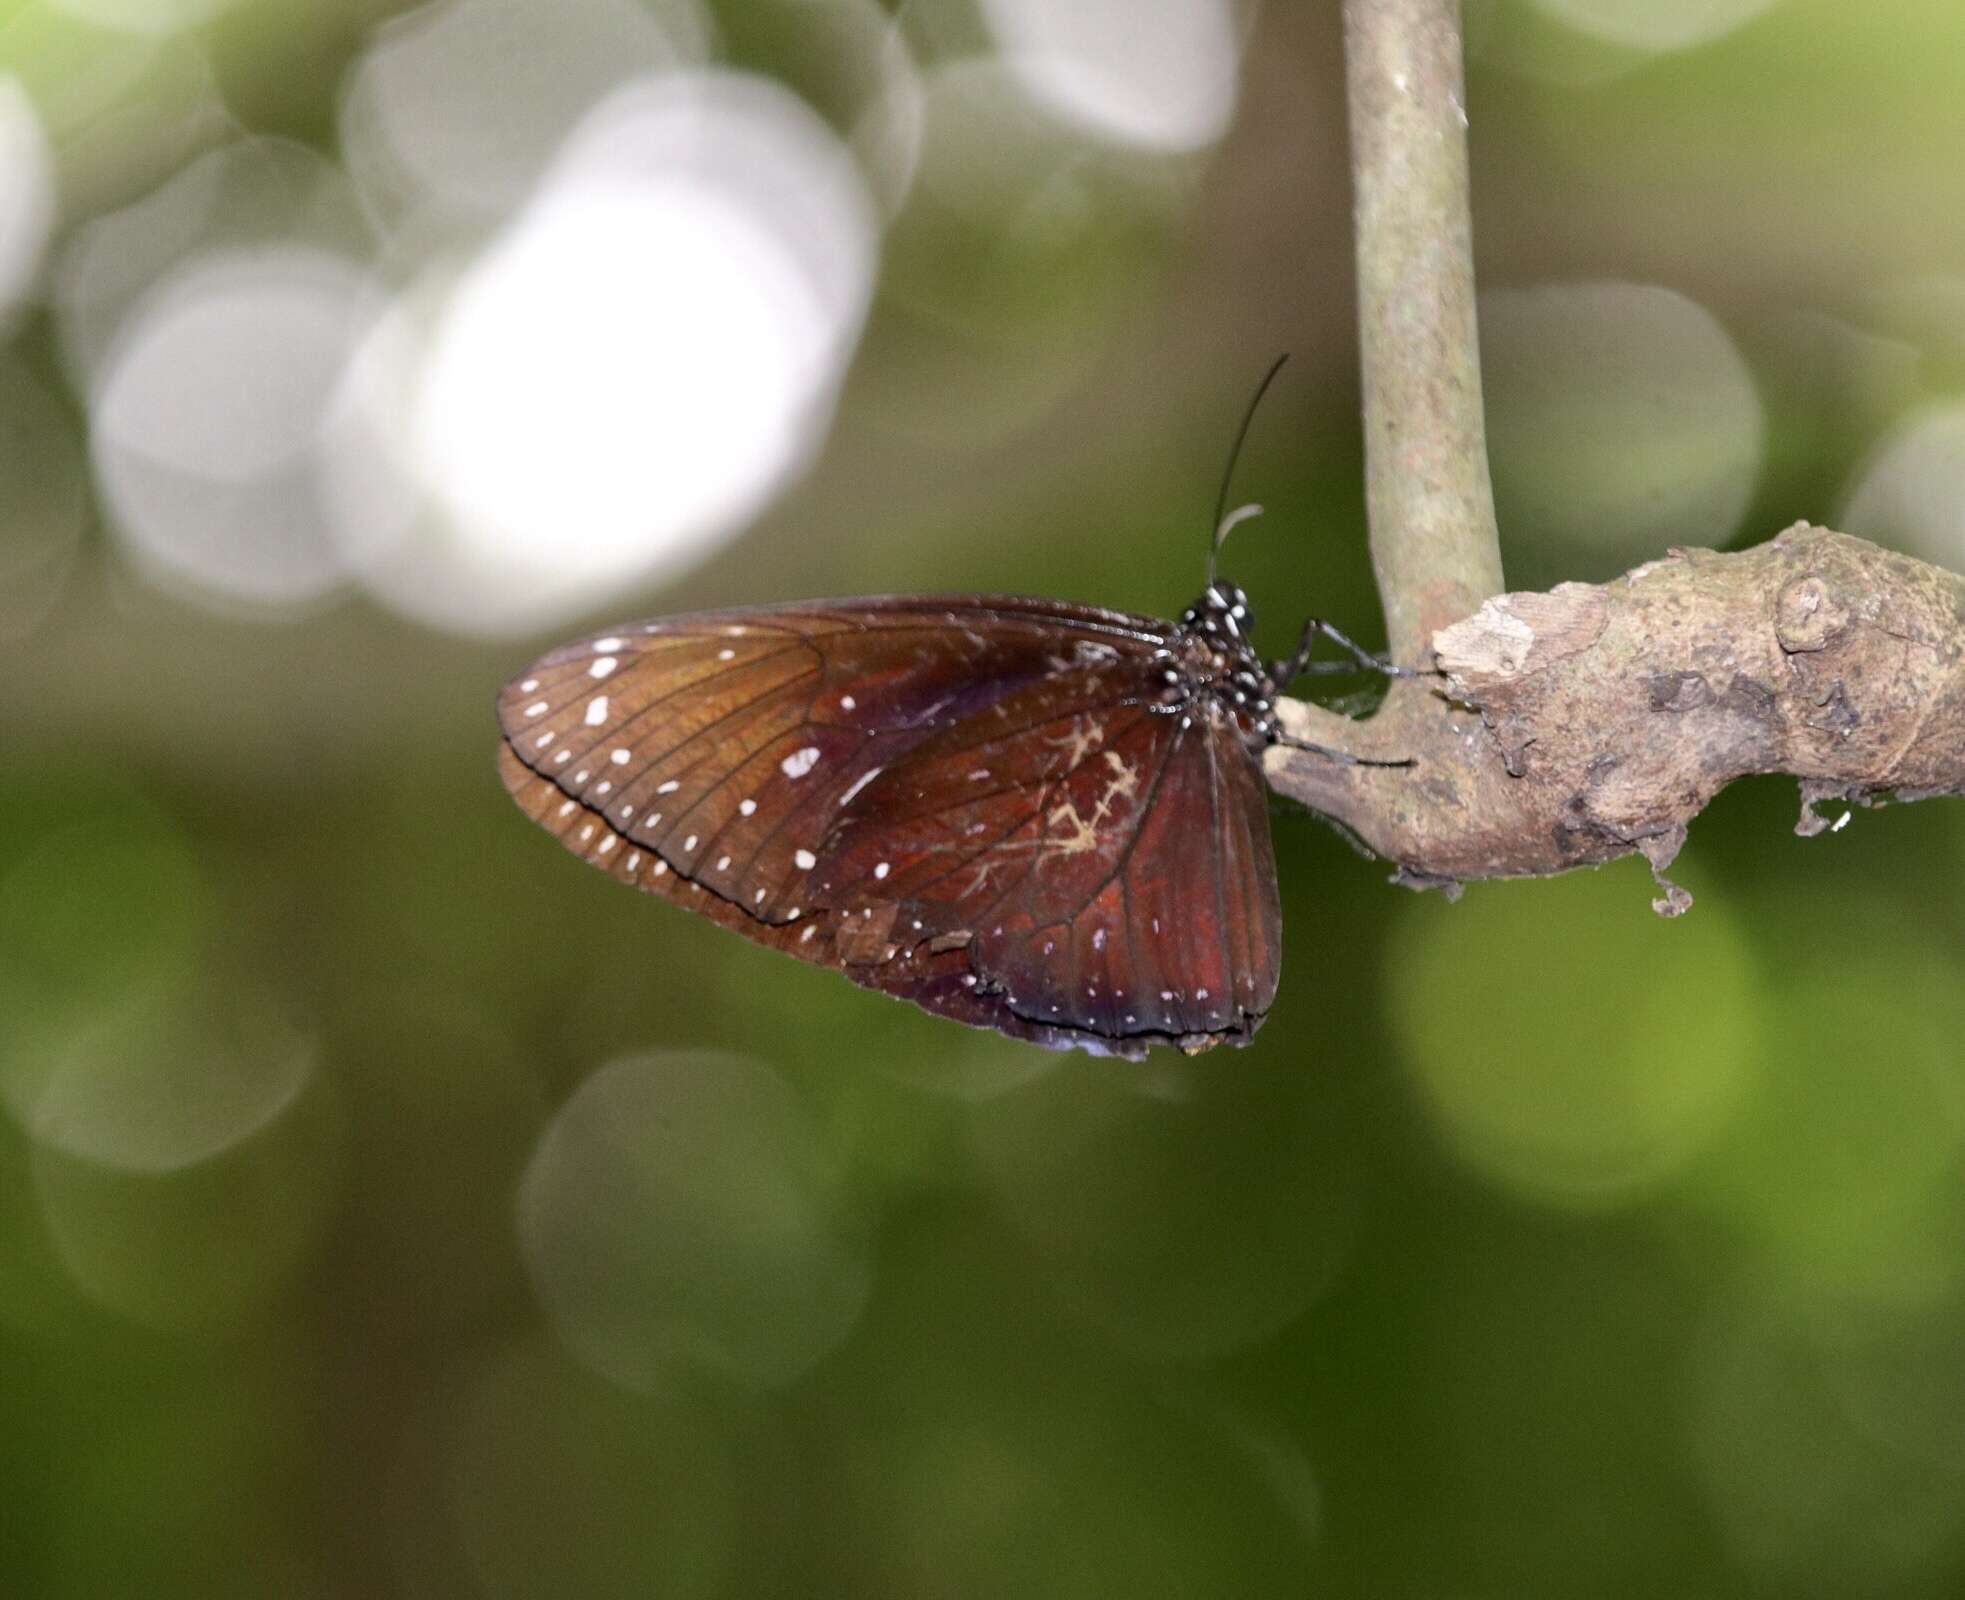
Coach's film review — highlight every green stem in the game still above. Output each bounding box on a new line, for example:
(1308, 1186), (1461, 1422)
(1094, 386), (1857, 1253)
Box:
(1343, 0), (1504, 662)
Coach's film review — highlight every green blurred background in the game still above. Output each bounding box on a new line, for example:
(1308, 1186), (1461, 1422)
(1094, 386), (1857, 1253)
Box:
(6, 0), (1965, 1593)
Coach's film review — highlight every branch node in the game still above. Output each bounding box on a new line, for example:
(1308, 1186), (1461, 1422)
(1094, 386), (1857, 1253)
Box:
(1775, 575), (1851, 653)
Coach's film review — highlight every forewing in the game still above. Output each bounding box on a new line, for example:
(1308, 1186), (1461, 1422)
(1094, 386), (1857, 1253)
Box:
(497, 598), (1164, 921)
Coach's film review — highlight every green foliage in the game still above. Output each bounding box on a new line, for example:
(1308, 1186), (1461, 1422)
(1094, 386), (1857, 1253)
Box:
(6, 0), (1965, 1593)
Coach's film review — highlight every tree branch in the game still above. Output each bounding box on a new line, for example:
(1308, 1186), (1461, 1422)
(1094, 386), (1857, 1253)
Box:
(1270, 525), (1965, 909)
(1266, 4), (1965, 906)
(1342, 0), (1502, 661)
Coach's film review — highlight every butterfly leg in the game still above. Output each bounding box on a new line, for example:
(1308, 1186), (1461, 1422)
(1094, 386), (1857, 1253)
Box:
(1271, 618), (1431, 685)
(1273, 734), (1414, 769)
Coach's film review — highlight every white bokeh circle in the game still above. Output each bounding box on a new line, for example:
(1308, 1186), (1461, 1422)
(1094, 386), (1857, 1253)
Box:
(977, 0), (1242, 153)
(91, 246), (376, 610)
(329, 71), (879, 637)
(0, 79), (55, 325)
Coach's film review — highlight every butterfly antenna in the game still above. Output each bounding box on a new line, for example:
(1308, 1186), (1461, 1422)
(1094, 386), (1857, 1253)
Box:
(1209, 352), (1290, 584)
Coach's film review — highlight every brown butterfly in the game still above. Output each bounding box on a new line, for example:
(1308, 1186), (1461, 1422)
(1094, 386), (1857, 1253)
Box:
(497, 583), (1397, 1058)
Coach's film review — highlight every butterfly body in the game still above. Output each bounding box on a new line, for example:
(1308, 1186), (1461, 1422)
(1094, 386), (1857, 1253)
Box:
(498, 583), (1284, 1059)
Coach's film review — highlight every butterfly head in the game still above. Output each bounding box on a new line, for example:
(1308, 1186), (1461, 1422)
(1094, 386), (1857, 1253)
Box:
(1180, 581), (1255, 642)
(1172, 581), (1276, 744)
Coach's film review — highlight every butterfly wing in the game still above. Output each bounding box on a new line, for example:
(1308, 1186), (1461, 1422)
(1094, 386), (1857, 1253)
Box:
(814, 682), (1281, 1049)
(497, 598), (1281, 1056)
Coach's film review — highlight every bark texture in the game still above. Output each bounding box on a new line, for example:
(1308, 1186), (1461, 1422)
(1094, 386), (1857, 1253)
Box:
(1264, 524), (1965, 910)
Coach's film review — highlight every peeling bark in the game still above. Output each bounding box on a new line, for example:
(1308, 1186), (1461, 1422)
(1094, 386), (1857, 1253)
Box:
(1264, 524), (1965, 911)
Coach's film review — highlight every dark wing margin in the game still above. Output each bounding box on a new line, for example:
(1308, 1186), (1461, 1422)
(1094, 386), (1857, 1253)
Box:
(497, 599), (1278, 1057)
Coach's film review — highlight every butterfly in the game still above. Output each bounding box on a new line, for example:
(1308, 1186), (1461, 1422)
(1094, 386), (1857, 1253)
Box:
(496, 358), (1410, 1058)
(496, 578), (1402, 1059)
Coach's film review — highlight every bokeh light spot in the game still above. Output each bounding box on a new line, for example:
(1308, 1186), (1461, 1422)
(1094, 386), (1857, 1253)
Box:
(1679, 944), (1965, 1306)
(91, 246), (376, 610)
(96, 252), (370, 482)
(1388, 863), (1763, 1207)
(30, 1036), (341, 1331)
(28, 991), (315, 1176)
(1841, 401), (1965, 572)
(865, 57), (1166, 445)
(1529, 0), (1785, 54)
(335, 72), (878, 636)
(978, 0), (1241, 153)
(338, 0), (711, 230)
(44, 0), (245, 39)
(55, 136), (371, 399)
(0, 78), (55, 325)
(518, 1052), (871, 1388)
(1482, 282), (1763, 582)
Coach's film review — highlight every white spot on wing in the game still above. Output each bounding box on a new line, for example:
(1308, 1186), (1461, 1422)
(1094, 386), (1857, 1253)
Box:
(683, 834), (697, 852)
(593, 637), (624, 652)
(610, 748), (630, 765)
(717, 648), (736, 661)
(794, 848), (817, 870)
(840, 694), (856, 710)
(585, 696), (609, 726)
(874, 862), (890, 880)
(716, 855), (731, 871)
(739, 798), (756, 816)
(525, 701), (548, 717)
(656, 780), (680, 795)
(589, 656), (617, 679)
(780, 745), (821, 779)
